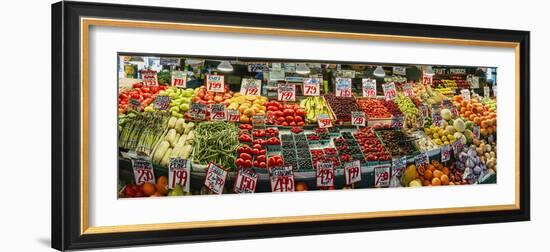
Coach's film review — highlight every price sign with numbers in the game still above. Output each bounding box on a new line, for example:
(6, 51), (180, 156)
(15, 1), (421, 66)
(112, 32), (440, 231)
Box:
(403, 82), (414, 97)
(351, 111), (366, 126)
(441, 100), (459, 117)
(171, 71), (187, 88)
(168, 158), (190, 191)
(240, 78), (262, 96)
(335, 77), (352, 97)
(269, 166), (295, 192)
(128, 99), (141, 111)
(227, 109), (240, 122)
(391, 116), (404, 129)
(374, 163), (391, 187)
(419, 104), (429, 118)
(316, 161), (335, 187)
(277, 83), (296, 101)
(303, 77), (321, 96)
(431, 105), (443, 127)
(452, 140), (464, 157)
(415, 153), (430, 174)
(153, 96), (171, 110)
(141, 70), (158, 86)
(206, 74), (225, 93)
(362, 78), (377, 98)
(251, 115), (266, 126)
(422, 74), (433, 86)
(382, 82), (397, 101)
(473, 125), (480, 139)
(233, 168), (258, 194)
(393, 66), (407, 76)
(131, 156), (155, 185)
(210, 104), (227, 121)
(391, 156), (407, 178)
(204, 163), (228, 194)
(344, 160), (361, 185)
(317, 114), (333, 128)
(461, 89), (471, 101)
(441, 144), (451, 162)
(484, 86), (490, 98)
(189, 102), (207, 120)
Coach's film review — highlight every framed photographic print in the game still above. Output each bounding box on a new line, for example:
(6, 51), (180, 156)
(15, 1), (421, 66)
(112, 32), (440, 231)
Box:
(51, 1), (530, 251)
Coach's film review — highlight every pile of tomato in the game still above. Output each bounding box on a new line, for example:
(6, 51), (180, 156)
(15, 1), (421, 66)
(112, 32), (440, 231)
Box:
(118, 83), (166, 114)
(265, 101), (306, 126)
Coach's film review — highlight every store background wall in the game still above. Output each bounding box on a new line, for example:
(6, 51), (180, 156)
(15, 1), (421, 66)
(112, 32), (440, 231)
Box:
(0, 0), (545, 250)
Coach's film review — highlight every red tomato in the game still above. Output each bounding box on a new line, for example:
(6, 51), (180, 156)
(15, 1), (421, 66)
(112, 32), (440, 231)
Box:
(285, 116), (294, 122)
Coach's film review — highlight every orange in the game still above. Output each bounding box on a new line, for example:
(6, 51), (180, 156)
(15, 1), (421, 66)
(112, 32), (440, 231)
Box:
(440, 175), (449, 185)
(428, 164), (436, 172)
(442, 167), (450, 176)
(296, 182), (308, 191)
(422, 180), (431, 186)
(431, 178), (441, 186)
(433, 170), (443, 179)
(424, 170), (433, 181)
(157, 176), (168, 186)
(142, 182), (156, 196)
(155, 183), (168, 195)
(417, 166), (426, 176)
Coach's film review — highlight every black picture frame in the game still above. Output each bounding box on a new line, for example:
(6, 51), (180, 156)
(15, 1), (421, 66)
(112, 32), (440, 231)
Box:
(52, 1), (530, 251)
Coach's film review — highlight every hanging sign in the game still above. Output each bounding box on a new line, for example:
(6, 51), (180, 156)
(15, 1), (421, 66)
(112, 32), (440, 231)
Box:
(344, 160), (362, 185)
(422, 74), (433, 86)
(461, 89), (471, 101)
(233, 168), (258, 194)
(171, 71), (187, 88)
(335, 77), (352, 97)
(393, 66), (407, 76)
(468, 76), (480, 88)
(402, 82), (414, 97)
(316, 161), (335, 188)
(317, 114), (333, 128)
(210, 104), (227, 121)
(227, 109), (240, 122)
(441, 144), (451, 163)
(206, 74), (225, 92)
(160, 57), (181, 66)
(269, 69), (285, 81)
(362, 78), (377, 98)
(168, 158), (190, 191)
(131, 156), (155, 185)
(373, 163), (391, 187)
(277, 83), (296, 101)
(248, 63), (268, 72)
(303, 77), (321, 96)
(240, 78), (262, 96)
(382, 82), (397, 101)
(450, 68), (466, 75)
(269, 166), (295, 192)
(351, 111), (366, 126)
(141, 70), (158, 86)
(204, 163), (228, 194)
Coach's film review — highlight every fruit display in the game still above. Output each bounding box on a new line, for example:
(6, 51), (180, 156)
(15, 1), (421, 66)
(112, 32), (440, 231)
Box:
(323, 94), (359, 122)
(454, 144), (494, 184)
(356, 99), (392, 119)
(434, 87), (455, 96)
(394, 94), (420, 129)
(144, 86), (194, 118)
(410, 131), (439, 152)
(376, 130), (417, 157)
(413, 83), (447, 106)
(191, 85), (234, 104)
(423, 124), (458, 146)
(191, 121), (240, 171)
(265, 100), (306, 127)
(473, 139), (497, 172)
(353, 127), (391, 161)
(118, 83), (165, 114)
(226, 94), (268, 123)
(300, 96), (334, 124)
(452, 95), (496, 136)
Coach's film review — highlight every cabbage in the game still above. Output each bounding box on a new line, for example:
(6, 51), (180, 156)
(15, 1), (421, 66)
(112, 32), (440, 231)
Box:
(441, 109), (452, 120)
(453, 119), (466, 133)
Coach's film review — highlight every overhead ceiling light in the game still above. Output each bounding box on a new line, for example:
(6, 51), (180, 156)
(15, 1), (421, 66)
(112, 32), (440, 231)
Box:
(424, 66), (435, 76)
(295, 63), (310, 75)
(217, 60), (233, 72)
(373, 66), (386, 77)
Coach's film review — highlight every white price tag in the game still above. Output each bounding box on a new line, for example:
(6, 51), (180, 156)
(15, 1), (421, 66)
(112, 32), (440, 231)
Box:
(171, 71), (187, 88)
(131, 157), (155, 185)
(382, 82), (397, 101)
(269, 166), (295, 192)
(168, 158), (190, 191)
(415, 153), (430, 174)
(391, 157), (407, 178)
(374, 163), (391, 187)
(210, 104), (227, 121)
(277, 83), (296, 101)
(233, 168), (258, 194)
(240, 78), (262, 96)
(317, 114), (333, 128)
(484, 86), (490, 98)
(473, 125), (480, 139)
(403, 82), (414, 97)
(393, 66), (407, 75)
(303, 77), (321, 96)
(441, 144), (451, 163)
(227, 109), (240, 122)
(362, 78), (376, 98)
(335, 77), (352, 97)
(422, 74), (433, 86)
(461, 89), (471, 101)
(344, 160), (361, 185)
(351, 111), (366, 126)
(189, 102), (207, 120)
(206, 74), (225, 92)
(316, 161), (335, 187)
(141, 70), (158, 87)
(204, 163), (228, 194)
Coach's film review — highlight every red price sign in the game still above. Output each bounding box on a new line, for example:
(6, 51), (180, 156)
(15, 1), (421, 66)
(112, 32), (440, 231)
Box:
(391, 157), (407, 178)
(317, 114), (333, 128)
(233, 168), (258, 194)
(316, 161), (335, 187)
(351, 111), (366, 126)
(141, 70), (158, 87)
(269, 166), (295, 192)
(210, 104), (227, 121)
(374, 163), (391, 187)
(206, 74), (225, 93)
(422, 74), (433, 86)
(171, 71), (187, 88)
(382, 82), (397, 101)
(415, 153), (430, 175)
(168, 158), (190, 191)
(344, 160), (361, 185)
(362, 78), (377, 98)
(303, 77), (321, 96)
(240, 78), (262, 96)
(227, 109), (240, 122)
(335, 77), (352, 97)
(204, 163), (228, 194)
(403, 82), (414, 97)
(131, 157), (155, 185)
(277, 83), (296, 101)
(441, 144), (451, 163)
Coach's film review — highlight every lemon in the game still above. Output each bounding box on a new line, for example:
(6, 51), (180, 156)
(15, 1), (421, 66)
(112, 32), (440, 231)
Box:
(433, 133), (440, 139)
(434, 139), (443, 145)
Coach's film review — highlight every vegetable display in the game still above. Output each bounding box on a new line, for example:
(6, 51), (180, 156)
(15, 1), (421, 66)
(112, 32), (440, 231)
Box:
(191, 121), (240, 170)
